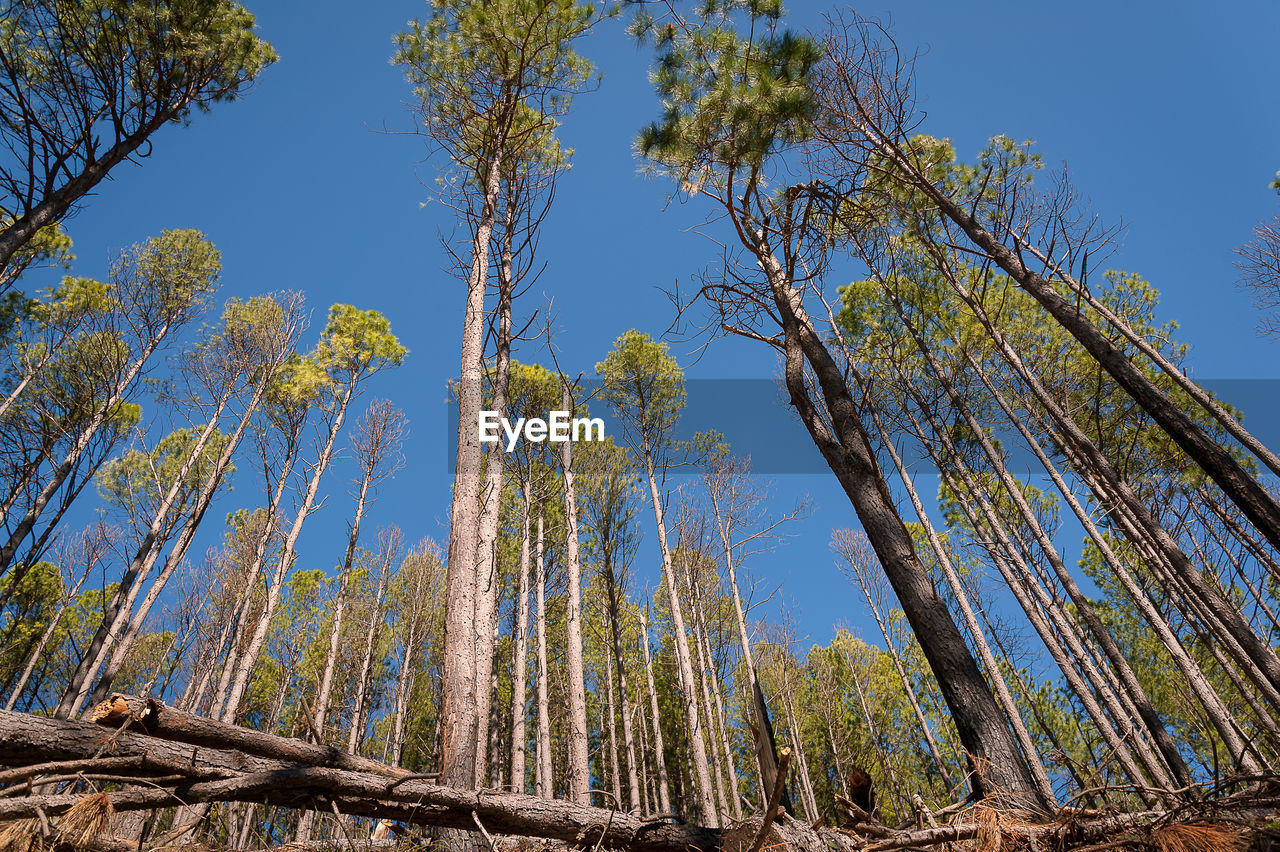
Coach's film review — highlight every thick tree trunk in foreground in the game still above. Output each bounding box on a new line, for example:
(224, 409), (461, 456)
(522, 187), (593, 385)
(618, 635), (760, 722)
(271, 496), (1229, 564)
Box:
(757, 241), (1049, 812)
(440, 151), (503, 806)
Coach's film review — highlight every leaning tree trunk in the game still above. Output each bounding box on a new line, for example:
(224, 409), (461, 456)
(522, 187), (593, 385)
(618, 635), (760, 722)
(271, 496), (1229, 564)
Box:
(757, 239), (1050, 812)
(294, 466), (373, 842)
(841, 539), (954, 791)
(857, 114), (1280, 556)
(967, 349), (1227, 783)
(86, 366), (279, 711)
(222, 382), (356, 723)
(951, 275), (1280, 699)
(348, 548), (391, 756)
(891, 299), (1185, 787)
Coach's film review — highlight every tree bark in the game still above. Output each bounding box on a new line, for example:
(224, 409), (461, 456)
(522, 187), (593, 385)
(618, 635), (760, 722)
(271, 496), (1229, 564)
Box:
(440, 150), (504, 807)
(510, 480), (533, 793)
(559, 384), (591, 805)
(534, 506), (553, 799)
(755, 238), (1049, 811)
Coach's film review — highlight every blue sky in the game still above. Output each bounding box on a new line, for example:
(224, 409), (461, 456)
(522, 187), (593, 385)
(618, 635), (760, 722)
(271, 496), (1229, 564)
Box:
(50, 0), (1280, 651)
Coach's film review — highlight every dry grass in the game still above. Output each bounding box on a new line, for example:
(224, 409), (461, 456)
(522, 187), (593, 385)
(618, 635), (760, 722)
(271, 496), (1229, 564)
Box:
(54, 792), (113, 848)
(0, 819), (41, 852)
(1151, 822), (1247, 852)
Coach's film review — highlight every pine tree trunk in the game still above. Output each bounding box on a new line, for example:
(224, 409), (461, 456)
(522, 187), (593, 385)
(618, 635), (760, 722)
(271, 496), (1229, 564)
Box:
(604, 567), (642, 812)
(348, 546), (392, 755)
(54, 383), (237, 719)
(534, 507), (553, 799)
(640, 447), (719, 826)
(758, 245), (1049, 811)
(510, 480), (533, 793)
(839, 537), (953, 791)
(638, 608), (672, 814)
(440, 150), (503, 817)
(891, 309), (1178, 788)
(472, 201), (517, 785)
(222, 383), (356, 723)
(604, 642), (624, 809)
(560, 384), (591, 805)
(0, 321), (174, 581)
(85, 371), (275, 711)
(680, 555), (732, 818)
(869, 127), (1280, 553)
(869, 408), (1053, 803)
(961, 285), (1280, 712)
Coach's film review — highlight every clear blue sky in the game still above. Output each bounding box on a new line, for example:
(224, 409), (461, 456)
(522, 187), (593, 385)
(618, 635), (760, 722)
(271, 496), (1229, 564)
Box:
(51, 0), (1280, 651)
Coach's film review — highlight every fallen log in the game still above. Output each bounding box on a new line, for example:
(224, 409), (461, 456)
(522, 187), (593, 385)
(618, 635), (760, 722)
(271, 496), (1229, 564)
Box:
(0, 704), (1274, 851)
(88, 694), (414, 780)
(0, 709), (294, 779)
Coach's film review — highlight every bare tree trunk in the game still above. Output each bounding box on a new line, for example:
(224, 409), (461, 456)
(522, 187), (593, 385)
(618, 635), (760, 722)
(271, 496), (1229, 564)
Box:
(888, 305), (1177, 789)
(534, 506), (553, 799)
(84, 364), (285, 711)
(915, 393), (1172, 791)
(638, 607), (672, 814)
(635, 687), (653, 815)
(847, 108), (1280, 554)
(389, 551), (428, 768)
(604, 636), (624, 809)
(936, 218), (1280, 696)
(294, 479), (370, 843)
(222, 382), (357, 723)
(968, 352), (1221, 785)
(54, 379), (240, 719)
(756, 245), (1048, 810)
(472, 199), (517, 785)
(560, 384), (591, 805)
(348, 538), (394, 755)
(440, 151), (503, 810)
(604, 574), (642, 812)
(701, 627), (743, 820)
(682, 549), (738, 820)
(836, 531), (953, 791)
(640, 447), (718, 826)
(510, 480), (533, 793)
(841, 643), (907, 816)
(956, 281), (1280, 716)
